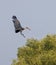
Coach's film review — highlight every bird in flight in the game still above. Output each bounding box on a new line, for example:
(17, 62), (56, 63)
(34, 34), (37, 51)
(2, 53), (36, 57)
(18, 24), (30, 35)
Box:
(12, 15), (31, 38)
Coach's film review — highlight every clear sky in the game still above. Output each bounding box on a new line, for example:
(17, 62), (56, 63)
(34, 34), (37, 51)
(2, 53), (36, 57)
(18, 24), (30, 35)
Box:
(0, 0), (56, 65)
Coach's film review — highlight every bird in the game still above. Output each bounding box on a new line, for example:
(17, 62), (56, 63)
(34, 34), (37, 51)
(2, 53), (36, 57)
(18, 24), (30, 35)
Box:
(12, 15), (31, 38)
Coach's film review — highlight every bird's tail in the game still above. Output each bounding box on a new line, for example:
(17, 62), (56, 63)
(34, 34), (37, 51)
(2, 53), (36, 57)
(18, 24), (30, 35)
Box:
(25, 27), (31, 31)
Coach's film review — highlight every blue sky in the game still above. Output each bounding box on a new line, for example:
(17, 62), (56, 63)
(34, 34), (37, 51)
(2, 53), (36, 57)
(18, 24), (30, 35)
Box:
(0, 0), (56, 65)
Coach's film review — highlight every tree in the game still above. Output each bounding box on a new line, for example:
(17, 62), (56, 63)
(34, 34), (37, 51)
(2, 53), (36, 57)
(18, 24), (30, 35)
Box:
(11, 34), (56, 65)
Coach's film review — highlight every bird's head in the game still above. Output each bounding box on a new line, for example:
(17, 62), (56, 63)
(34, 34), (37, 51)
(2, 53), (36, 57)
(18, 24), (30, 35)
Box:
(12, 15), (17, 19)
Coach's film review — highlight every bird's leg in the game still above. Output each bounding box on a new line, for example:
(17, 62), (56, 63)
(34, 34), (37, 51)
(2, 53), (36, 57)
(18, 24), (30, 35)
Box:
(20, 31), (25, 38)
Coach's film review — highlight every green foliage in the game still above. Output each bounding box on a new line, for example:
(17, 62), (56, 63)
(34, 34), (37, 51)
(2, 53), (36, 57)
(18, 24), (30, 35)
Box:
(11, 34), (56, 65)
